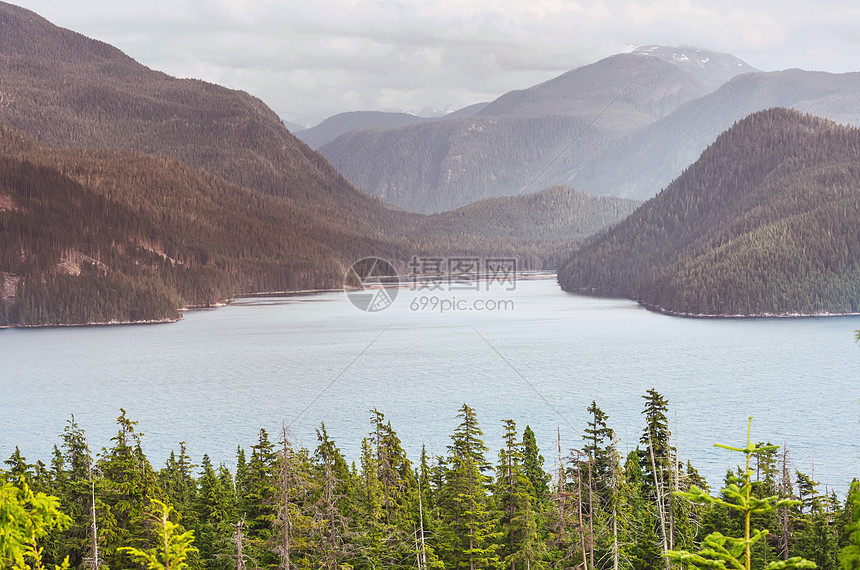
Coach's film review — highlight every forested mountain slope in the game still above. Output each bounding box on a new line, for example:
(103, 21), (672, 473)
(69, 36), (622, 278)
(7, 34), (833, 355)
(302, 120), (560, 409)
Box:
(0, 2), (642, 326)
(558, 108), (860, 316)
(0, 123), (637, 325)
(0, 0), (386, 232)
(321, 48), (751, 213)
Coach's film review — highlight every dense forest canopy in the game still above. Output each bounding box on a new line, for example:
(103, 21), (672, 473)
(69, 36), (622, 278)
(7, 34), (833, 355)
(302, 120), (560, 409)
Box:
(2, 392), (857, 569)
(0, 124), (637, 326)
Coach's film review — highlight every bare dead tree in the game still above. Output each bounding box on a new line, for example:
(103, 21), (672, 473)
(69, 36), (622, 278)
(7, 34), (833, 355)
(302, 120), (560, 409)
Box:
(777, 443), (793, 560)
(234, 514), (248, 570)
(648, 435), (669, 570)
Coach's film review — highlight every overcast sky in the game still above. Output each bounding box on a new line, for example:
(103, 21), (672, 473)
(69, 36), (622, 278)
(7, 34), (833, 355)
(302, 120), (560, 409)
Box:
(14, 0), (860, 127)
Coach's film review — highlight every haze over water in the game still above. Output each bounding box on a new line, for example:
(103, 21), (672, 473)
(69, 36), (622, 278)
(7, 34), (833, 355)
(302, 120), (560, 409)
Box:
(2, 278), (858, 495)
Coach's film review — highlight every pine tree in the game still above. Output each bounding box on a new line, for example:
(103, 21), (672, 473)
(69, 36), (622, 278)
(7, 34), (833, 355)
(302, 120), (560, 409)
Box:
(496, 419), (547, 569)
(194, 454), (235, 568)
(312, 423), (351, 569)
(51, 416), (97, 568)
(522, 426), (550, 505)
(97, 408), (158, 568)
(241, 428), (279, 567)
(440, 404), (501, 569)
(638, 390), (674, 569)
(665, 417), (816, 570)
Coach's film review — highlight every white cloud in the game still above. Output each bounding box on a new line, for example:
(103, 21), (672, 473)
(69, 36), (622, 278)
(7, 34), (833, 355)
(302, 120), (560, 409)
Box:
(13, 0), (860, 126)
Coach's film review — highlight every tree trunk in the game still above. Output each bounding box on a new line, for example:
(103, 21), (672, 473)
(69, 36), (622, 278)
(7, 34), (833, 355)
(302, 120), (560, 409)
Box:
(649, 437), (669, 570)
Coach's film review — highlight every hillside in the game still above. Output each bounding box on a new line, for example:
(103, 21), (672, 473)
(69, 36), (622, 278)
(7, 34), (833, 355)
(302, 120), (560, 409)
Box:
(0, 0), (390, 233)
(320, 48), (750, 213)
(570, 69), (860, 199)
(558, 108), (860, 316)
(0, 121), (637, 326)
(417, 185), (642, 267)
(296, 111), (430, 149)
(0, 1), (644, 326)
(0, 125), (395, 325)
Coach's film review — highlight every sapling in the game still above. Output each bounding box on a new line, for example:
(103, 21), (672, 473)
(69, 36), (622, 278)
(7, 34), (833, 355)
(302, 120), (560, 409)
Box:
(664, 418), (816, 570)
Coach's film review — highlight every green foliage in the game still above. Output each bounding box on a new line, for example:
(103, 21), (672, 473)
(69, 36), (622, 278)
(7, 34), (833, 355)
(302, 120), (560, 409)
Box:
(522, 425), (550, 504)
(440, 404), (502, 568)
(0, 481), (71, 570)
(2, 401), (857, 570)
(118, 498), (198, 570)
(840, 481), (860, 570)
(665, 418), (816, 570)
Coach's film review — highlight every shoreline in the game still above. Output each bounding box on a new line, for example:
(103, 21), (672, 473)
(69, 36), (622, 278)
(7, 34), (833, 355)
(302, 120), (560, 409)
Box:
(641, 301), (860, 319)
(560, 285), (860, 319)
(8, 274), (860, 328)
(0, 316), (181, 329)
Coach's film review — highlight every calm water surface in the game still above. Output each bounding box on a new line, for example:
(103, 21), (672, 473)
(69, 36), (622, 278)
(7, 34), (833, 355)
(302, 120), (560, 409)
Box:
(2, 278), (858, 495)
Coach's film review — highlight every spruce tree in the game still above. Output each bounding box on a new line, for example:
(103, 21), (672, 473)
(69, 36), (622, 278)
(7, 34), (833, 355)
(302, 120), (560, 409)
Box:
(97, 408), (158, 568)
(441, 404), (501, 569)
(496, 419), (547, 569)
(522, 426), (550, 505)
(665, 418), (816, 570)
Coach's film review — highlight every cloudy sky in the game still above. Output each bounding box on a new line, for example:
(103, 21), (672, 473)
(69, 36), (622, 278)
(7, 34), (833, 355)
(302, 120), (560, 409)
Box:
(14, 0), (860, 127)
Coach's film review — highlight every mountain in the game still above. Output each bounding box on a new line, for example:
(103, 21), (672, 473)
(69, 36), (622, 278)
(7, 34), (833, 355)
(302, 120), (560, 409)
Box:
(0, 2), (643, 326)
(282, 119), (306, 133)
(417, 185), (642, 268)
(319, 47), (753, 213)
(442, 102), (490, 119)
(0, 119), (637, 326)
(631, 45), (757, 91)
(569, 68), (860, 200)
(296, 111), (430, 149)
(558, 108), (860, 316)
(0, 0), (390, 232)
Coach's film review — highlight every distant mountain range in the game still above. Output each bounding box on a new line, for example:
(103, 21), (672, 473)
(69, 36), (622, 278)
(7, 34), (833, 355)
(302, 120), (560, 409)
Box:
(295, 104), (491, 150)
(318, 45), (860, 212)
(558, 108), (860, 316)
(0, 1), (637, 326)
(318, 46), (756, 213)
(296, 111), (430, 149)
(570, 68), (860, 199)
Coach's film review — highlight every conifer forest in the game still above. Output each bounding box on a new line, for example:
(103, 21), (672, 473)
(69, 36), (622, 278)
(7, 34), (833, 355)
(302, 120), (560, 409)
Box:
(3, 391), (859, 570)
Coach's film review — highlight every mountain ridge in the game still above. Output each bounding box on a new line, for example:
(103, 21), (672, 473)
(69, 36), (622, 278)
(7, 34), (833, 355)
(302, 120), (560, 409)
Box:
(568, 68), (860, 199)
(319, 47), (755, 213)
(557, 108), (860, 316)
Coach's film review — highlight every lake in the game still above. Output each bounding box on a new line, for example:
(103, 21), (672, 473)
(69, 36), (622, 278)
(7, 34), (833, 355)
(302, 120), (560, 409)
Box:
(1, 277), (858, 496)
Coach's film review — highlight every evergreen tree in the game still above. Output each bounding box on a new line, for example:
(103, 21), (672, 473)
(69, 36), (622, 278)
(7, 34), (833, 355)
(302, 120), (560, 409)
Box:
(496, 419), (547, 569)
(440, 404), (501, 569)
(194, 454), (235, 568)
(51, 416), (98, 568)
(665, 418), (815, 570)
(241, 428), (279, 567)
(841, 480), (860, 570)
(96, 408), (159, 568)
(522, 426), (550, 505)
(312, 423), (351, 569)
